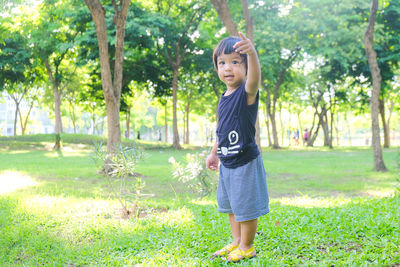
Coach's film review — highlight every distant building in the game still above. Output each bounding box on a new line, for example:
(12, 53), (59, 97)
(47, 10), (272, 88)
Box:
(0, 92), (54, 136)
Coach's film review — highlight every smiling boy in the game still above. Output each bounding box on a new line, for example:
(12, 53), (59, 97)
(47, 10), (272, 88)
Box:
(206, 33), (269, 262)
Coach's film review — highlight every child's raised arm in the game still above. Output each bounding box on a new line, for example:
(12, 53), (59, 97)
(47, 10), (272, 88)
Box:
(233, 32), (261, 102)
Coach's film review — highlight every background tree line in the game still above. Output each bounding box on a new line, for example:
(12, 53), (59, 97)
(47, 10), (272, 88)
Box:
(0, 0), (399, 171)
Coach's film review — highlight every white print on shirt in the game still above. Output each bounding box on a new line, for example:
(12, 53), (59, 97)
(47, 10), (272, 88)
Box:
(218, 130), (240, 156)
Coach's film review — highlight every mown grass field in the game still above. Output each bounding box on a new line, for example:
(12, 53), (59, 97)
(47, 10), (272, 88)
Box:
(0, 134), (399, 266)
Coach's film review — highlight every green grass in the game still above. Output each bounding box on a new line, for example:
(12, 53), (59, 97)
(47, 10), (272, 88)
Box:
(0, 135), (399, 266)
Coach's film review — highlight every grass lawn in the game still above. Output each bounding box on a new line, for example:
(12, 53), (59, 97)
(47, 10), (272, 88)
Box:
(0, 134), (399, 266)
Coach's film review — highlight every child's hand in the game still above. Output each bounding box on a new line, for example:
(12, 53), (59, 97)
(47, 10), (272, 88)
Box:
(233, 32), (256, 56)
(206, 154), (219, 171)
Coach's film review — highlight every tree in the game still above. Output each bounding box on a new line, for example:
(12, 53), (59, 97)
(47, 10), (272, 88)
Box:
(0, 29), (32, 135)
(251, 0), (310, 149)
(377, 1), (400, 148)
(76, 2), (172, 141)
(364, 0), (387, 172)
(84, 0), (130, 154)
(290, 0), (368, 148)
(79, 68), (106, 135)
(63, 69), (87, 134)
(27, 0), (81, 149)
(152, 0), (210, 149)
(349, 0), (400, 148)
(121, 6), (173, 140)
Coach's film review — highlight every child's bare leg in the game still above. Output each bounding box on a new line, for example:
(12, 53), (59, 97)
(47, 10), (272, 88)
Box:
(227, 218), (258, 261)
(229, 213), (241, 246)
(239, 218), (258, 250)
(214, 213), (240, 256)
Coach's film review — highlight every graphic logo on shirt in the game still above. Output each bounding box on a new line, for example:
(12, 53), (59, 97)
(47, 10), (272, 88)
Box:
(228, 130), (239, 145)
(218, 130), (240, 156)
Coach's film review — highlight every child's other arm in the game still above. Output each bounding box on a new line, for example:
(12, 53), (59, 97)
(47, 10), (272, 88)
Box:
(206, 142), (219, 171)
(233, 32), (261, 104)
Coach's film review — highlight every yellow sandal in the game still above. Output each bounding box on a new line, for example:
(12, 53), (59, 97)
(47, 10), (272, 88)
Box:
(212, 243), (239, 257)
(227, 246), (256, 262)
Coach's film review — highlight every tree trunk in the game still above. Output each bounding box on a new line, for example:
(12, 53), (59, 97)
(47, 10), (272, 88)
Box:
(85, 0), (130, 154)
(212, 82), (220, 124)
(92, 112), (96, 135)
(210, 0), (238, 35)
(263, 103), (272, 147)
(183, 113), (186, 144)
(125, 107), (130, 139)
(386, 99), (394, 147)
(379, 99), (390, 148)
(72, 119), (76, 134)
(308, 121), (321, 147)
(335, 113), (339, 147)
(13, 102), (19, 136)
(269, 113), (280, 148)
(164, 103), (168, 143)
(307, 111), (317, 146)
(321, 110), (330, 147)
(172, 67), (181, 149)
(262, 53), (297, 149)
(308, 110), (324, 147)
(53, 85), (63, 133)
(279, 103), (284, 145)
(18, 101), (34, 135)
(53, 85), (62, 149)
(45, 59), (63, 150)
(330, 107), (334, 148)
(345, 112), (352, 146)
(68, 101), (77, 134)
(287, 112), (292, 146)
(106, 98), (121, 150)
(11, 91), (28, 136)
(262, 81), (279, 148)
(185, 101), (190, 145)
(364, 0), (387, 172)
(296, 111), (303, 145)
(270, 81), (281, 149)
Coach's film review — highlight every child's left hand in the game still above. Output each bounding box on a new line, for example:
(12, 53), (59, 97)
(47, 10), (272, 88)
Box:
(233, 32), (256, 56)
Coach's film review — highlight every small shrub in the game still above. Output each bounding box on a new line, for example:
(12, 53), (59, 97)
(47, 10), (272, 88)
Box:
(91, 142), (145, 218)
(169, 150), (218, 198)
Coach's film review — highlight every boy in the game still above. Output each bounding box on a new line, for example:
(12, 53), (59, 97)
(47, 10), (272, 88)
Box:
(206, 33), (269, 262)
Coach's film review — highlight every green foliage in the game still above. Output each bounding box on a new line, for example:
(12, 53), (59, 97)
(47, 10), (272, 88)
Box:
(0, 31), (31, 90)
(169, 150), (218, 198)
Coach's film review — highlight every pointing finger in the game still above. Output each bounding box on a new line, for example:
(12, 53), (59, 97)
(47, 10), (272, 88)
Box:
(233, 40), (247, 49)
(238, 32), (247, 40)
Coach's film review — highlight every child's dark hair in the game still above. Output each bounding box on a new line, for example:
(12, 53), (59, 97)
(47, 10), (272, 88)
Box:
(213, 36), (248, 72)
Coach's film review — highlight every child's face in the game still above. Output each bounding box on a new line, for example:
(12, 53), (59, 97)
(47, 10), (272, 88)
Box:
(216, 52), (246, 90)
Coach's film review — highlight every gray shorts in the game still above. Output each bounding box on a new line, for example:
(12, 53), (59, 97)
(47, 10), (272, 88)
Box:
(217, 155), (269, 222)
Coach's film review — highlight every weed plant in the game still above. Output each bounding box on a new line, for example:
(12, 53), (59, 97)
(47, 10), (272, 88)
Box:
(169, 150), (218, 198)
(91, 142), (146, 218)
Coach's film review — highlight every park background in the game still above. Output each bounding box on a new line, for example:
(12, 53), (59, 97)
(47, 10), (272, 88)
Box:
(1, 0), (400, 266)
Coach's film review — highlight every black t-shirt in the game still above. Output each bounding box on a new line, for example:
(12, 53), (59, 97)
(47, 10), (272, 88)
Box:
(216, 82), (260, 168)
